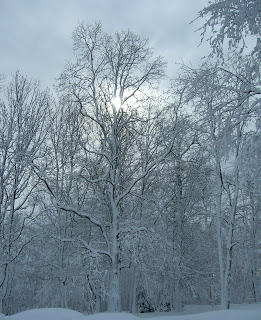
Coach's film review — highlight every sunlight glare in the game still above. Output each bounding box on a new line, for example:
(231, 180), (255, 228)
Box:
(111, 96), (122, 111)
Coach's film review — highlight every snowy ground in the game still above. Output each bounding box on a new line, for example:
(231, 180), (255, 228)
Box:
(136, 303), (261, 317)
(1, 303), (260, 320)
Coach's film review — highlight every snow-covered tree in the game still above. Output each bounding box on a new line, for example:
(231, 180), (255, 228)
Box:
(196, 0), (261, 60)
(176, 54), (261, 308)
(0, 72), (49, 313)
(36, 22), (175, 312)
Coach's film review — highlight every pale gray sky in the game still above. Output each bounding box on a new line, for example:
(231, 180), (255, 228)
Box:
(0, 0), (210, 88)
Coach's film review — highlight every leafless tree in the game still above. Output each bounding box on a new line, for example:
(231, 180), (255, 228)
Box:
(0, 72), (49, 313)
(36, 22), (176, 312)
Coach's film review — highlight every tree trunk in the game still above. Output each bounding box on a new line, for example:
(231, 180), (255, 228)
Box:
(216, 165), (225, 308)
(0, 264), (9, 314)
(250, 205), (259, 302)
(222, 130), (241, 309)
(57, 210), (68, 309)
(173, 165), (183, 311)
(173, 276), (182, 311)
(129, 264), (137, 313)
(108, 189), (121, 312)
(108, 261), (120, 312)
(59, 280), (68, 309)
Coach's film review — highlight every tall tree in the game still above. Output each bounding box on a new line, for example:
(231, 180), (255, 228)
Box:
(0, 72), (49, 313)
(37, 22), (174, 312)
(176, 55), (261, 308)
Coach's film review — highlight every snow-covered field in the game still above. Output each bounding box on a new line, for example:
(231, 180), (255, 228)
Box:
(2, 304), (260, 320)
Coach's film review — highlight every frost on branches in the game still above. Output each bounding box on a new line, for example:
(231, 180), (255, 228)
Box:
(196, 0), (261, 60)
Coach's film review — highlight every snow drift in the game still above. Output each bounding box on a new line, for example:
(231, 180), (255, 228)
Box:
(3, 304), (261, 320)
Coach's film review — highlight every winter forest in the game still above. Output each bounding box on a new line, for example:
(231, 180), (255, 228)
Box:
(0, 0), (260, 316)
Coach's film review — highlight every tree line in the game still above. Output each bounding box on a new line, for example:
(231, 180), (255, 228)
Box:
(0, 0), (260, 315)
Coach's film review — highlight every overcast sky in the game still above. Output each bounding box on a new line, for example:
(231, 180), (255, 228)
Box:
(0, 0), (210, 88)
